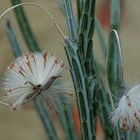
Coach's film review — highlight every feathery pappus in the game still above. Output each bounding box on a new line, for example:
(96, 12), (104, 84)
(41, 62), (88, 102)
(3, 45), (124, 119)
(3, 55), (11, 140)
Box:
(1, 51), (69, 110)
(112, 85), (140, 130)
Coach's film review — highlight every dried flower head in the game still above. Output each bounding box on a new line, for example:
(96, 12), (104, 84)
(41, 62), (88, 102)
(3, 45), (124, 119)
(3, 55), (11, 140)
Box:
(112, 85), (140, 130)
(1, 51), (67, 110)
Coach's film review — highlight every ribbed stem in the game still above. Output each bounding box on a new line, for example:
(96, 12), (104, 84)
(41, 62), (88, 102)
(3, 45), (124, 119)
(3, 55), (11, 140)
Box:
(65, 40), (95, 140)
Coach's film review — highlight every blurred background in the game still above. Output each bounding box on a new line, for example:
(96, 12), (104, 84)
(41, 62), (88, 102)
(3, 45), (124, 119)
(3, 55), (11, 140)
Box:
(0, 0), (140, 140)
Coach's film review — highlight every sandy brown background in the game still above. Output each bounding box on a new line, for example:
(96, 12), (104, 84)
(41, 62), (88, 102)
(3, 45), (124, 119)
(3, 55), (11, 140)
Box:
(0, 0), (140, 140)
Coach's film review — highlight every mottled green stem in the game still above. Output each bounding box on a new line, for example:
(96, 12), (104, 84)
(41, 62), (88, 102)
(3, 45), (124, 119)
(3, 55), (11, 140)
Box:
(64, 0), (97, 139)
(65, 40), (95, 140)
(77, 0), (96, 138)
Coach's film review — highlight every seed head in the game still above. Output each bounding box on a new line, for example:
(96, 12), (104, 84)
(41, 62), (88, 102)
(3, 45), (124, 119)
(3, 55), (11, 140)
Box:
(2, 51), (66, 110)
(112, 85), (140, 130)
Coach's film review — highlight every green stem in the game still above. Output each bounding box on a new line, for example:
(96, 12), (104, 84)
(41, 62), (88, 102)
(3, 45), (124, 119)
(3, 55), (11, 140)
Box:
(76, 0), (84, 23)
(65, 40), (95, 140)
(64, 0), (97, 139)
(78, 0), (96, 67)
(110, 0), (120, 30)
(5, 20), (22, 57)
(34, 98), (58, 140)
(58, 100), (77, 140)
(63, 0), (77, 40)
(11, 0), (41, 52)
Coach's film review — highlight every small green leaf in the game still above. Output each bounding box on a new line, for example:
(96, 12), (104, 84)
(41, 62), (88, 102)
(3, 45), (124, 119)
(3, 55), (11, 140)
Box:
(107, 30), (125, 101)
